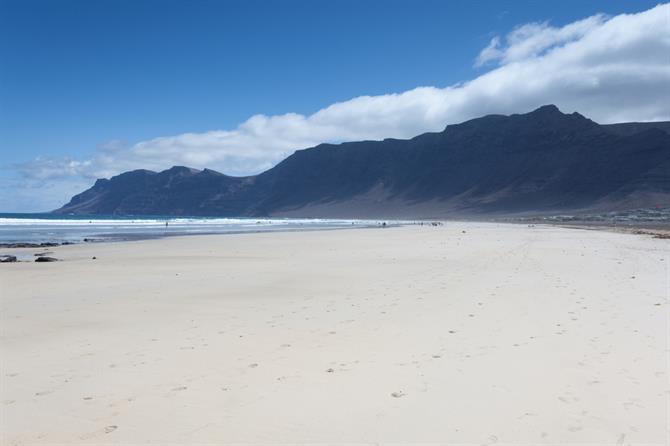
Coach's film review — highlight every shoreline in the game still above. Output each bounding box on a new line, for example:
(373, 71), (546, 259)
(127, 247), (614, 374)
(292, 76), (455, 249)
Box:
(4, 216), (670, 252)
(0, 222), (401, 253)
(2, 206), (670, 248)
(0, 220), (405, 249)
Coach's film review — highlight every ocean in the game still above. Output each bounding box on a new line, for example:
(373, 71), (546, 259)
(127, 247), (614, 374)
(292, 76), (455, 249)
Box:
(0, 213), (383, 244)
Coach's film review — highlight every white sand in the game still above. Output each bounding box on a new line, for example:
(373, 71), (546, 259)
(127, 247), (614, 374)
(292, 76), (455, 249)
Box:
(0, 223), (668, 445)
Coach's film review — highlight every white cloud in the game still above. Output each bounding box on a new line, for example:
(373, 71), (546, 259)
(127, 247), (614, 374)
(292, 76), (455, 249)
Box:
(476, 36), (503, 68)
(475, 14), (609, 67)
(0, 174), (92, 213)
(17, 157), (93, 180)
(11, 3), (670, 211)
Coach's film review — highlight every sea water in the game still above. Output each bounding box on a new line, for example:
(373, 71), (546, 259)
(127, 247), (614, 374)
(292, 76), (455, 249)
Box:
(0, 213), (382, 244)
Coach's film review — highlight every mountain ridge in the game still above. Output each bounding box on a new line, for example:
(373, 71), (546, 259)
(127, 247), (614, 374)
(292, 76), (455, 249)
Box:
(54, 105), (670, 217)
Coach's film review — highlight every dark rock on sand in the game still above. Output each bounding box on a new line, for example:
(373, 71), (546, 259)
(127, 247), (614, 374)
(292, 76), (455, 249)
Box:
(0, 255), (17, 263)
(0, 242), (66, 248)
(35, 256), (59, 262)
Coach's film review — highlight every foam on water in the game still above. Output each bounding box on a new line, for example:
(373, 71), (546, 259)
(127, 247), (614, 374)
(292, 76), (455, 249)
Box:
(0, 217), (359, 226)
(0, 214), (386, 244)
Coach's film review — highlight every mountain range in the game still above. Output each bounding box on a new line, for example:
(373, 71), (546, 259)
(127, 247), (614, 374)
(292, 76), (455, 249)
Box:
(55, 105), (670, 218)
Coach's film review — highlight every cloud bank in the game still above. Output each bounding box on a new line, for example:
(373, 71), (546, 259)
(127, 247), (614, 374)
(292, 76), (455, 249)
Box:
(11, 3), (670, 211)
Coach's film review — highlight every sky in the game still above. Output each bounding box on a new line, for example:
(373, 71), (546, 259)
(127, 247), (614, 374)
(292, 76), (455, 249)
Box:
(1, 0), (669, 212)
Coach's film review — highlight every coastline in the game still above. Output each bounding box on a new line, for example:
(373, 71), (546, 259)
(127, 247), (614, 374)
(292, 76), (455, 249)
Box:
(3, 217), (669, 251)
(2, 208), (669, 249)
(0, 215), (398, 247)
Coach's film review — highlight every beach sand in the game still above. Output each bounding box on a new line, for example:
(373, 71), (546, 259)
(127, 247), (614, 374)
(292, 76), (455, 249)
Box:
(1, 223), (668, 444)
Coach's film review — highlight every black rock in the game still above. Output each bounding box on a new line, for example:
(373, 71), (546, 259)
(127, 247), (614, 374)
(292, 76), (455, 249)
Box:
(35, 256), (59, 262)
(0, 255), (17, 263)
(0, 242), (63, 248)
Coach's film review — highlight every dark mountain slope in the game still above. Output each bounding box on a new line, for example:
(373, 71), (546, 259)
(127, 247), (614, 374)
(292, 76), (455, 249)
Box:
(603, 121), (670, 136)
(55, 105), (670, 217)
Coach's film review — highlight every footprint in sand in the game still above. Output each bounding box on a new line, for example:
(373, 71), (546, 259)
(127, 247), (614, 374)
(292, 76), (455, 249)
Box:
(35, 390), (53, 397)
(390, 391), (405, 398)
(172, 386), (187, 392)
(80, 425), (119, 440)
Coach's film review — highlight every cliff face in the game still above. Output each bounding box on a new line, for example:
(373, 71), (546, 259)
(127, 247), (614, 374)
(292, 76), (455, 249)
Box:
(54, 105), (670, 217)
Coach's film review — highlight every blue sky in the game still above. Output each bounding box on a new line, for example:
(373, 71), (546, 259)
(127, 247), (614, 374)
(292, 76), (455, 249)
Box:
(1, 0), (668, 211)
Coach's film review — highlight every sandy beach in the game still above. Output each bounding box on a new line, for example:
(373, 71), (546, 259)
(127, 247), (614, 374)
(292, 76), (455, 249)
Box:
(1, 223), (668, 445)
